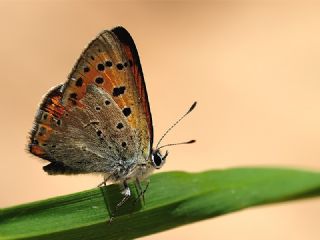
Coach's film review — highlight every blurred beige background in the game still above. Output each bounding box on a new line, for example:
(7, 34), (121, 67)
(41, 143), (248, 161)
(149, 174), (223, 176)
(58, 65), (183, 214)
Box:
(0, 1), (320, 239)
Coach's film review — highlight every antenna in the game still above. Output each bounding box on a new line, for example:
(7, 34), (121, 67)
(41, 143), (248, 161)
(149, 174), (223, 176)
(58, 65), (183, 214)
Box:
(156, 101), (197, 149)
(158, 140), (196, 150)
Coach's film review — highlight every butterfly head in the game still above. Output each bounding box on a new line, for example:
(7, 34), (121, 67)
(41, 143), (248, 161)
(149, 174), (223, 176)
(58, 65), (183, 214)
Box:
(151, 149), (168, 169)
(149, 101), (197, 170)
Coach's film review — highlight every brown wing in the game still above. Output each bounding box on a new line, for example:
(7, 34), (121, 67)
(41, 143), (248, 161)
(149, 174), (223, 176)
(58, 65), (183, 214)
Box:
(111, 27), (153, 148)
(29, 28), (152, 173)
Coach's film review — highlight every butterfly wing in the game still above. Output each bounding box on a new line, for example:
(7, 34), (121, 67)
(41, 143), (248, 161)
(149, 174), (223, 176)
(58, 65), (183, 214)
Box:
(111, 27), (153, 148)
(29, 28), (152, 179)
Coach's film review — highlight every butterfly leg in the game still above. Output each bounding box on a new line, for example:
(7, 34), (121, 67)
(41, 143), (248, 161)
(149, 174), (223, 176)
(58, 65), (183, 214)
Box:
(133, 178), (150, 205)
(97, 174), (112, 187)
(133, 179), (144, 204)
(108, 180), (131, 223)
(116, 180), (131, 209)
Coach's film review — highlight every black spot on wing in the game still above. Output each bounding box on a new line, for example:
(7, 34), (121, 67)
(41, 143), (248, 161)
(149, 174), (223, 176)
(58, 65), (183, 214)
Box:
(122, 107), (131, 117)
(96, 130), (102, 137)
(75, 78), (83, 87)
(113, 86), (126, 96)
(97, 63), (105, 71)
(116, 63), (124, 70)
(70, 93), (77, 99)
(105, 61), (112, 67)
(95, 77), (104, 84)
(116, 123), (124, 129)
(83, 66), (90, 73)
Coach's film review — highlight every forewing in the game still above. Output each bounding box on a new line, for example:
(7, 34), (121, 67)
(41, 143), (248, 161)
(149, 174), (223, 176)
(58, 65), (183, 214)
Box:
(112, 27), (153, 148)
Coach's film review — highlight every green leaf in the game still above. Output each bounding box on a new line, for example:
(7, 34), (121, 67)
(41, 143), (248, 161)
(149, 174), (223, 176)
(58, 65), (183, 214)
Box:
(1, 167), (320, 240)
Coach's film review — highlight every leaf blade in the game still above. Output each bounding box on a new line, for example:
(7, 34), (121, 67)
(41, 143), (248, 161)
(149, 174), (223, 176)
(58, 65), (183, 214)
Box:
(1, 167), (320, 240)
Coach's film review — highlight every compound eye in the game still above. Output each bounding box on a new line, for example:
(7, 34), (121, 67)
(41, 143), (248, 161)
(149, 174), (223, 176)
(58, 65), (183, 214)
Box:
(152, 152), (163, 169)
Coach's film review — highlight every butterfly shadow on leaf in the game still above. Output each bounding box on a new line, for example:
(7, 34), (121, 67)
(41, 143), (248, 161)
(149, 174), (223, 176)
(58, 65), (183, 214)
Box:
(99, 182), (144, 222)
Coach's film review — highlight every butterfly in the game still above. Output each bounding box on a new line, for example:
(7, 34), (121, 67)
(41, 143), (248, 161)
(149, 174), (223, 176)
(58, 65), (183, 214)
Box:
(29, 26), (196, 210)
